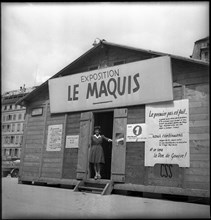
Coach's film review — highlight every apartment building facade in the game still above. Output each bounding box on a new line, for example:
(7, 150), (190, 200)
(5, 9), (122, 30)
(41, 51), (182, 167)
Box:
(2, 86), (37, 161)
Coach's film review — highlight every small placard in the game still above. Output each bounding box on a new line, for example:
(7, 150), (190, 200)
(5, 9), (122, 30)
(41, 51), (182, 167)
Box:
(126, 123), (147, 142)
(65, 135), (79, 148)
(31, 107), (43, 116)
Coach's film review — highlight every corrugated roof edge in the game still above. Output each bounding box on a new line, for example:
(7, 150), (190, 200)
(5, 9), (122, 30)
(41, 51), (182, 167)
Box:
(16, 40), (209, 106)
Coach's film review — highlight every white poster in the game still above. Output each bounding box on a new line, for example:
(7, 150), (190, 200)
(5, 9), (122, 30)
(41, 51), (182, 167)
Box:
(145, 99), (190, 167)
(49, 56), (173, 113)
(65, 135), (79, 148)
(126, 124), (147, 142)
(46, 124), (63, 151)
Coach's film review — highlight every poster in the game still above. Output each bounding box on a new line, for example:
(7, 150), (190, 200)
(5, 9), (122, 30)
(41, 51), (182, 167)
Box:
(126, 123), (147, 142)
(65, 135), (79, 148)
(46, 124), (63, 151)
(145, 99), (190, 167)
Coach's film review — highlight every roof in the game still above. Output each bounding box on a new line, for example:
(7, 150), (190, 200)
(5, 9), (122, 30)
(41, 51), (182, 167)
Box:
(16, 40), (209, 105)
(195, 36), (209, 43)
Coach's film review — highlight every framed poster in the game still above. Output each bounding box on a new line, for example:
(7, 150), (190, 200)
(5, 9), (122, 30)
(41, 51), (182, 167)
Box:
(46, 124), (63, 151)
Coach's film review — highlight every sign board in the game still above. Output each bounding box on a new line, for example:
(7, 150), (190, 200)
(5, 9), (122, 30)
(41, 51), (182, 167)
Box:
(65, 135), (79, 148)
(46, 124), (63, 151)
(49, 56), (173, 113)
(126, 123), (147, 142)
(145, 99), (190, 167)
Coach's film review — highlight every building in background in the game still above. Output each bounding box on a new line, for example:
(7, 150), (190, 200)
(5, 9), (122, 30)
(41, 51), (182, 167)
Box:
(190, 36), (209, 62)
(2, 85), (37, 161)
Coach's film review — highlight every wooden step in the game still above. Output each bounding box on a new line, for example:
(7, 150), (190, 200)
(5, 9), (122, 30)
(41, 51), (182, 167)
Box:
(78, 186), (103, 192)
(74, 179), (114, 195)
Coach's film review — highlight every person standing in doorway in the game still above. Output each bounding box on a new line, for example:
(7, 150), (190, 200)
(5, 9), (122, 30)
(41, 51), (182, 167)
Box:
(89, 126), (112, 180)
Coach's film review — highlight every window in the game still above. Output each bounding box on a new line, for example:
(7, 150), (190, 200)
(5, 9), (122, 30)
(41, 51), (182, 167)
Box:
(12, 124), (15, 132)
(11, 136), (15, 144)
(15, 105), (18, 109)
(17, 124), (20, 132)
(4, 105), (7, 110)
(4, 149), (7, 156)
(2, 125), (6, 132)
(9, 149), (12, 156)
(13, 114), (16, 120)
(7, 115), (12, 121)
(18, 113), (22, 120)
(5, 136), (9, 144)
(20, 135), (23, 145)
(15, 136), (19, 144)
(9, 105), (12, 110)
(7, 124), (11, 132)
(14, 149), (18, 156)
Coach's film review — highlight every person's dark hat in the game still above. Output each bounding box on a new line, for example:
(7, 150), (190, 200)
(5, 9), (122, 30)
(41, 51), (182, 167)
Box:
(94, 126), (101, 131)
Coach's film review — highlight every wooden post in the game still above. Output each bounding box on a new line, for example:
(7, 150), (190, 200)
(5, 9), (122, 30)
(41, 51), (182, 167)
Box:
(111, 108), (127, 182)
(38, 101), (49, 178)
(76, 112), (93, 180)
(60, 113), (67, 179)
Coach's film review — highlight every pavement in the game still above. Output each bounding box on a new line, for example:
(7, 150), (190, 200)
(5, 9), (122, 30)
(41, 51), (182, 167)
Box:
(2, 177), (210, 219)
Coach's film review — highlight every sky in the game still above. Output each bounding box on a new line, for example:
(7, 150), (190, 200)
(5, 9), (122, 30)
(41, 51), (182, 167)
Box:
(1, 2), (209, 93)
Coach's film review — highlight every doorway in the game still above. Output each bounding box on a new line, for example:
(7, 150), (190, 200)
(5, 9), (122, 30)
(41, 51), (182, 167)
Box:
(89, 111), (114, 180)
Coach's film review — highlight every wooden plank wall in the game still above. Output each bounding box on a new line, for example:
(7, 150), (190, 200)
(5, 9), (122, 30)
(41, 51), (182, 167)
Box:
(62, 112), (80, 179)
(21, 102), (47, 180)
(40, 104), (66, 179)
(184, 83), (209, 190)
(172, 62), (209, 192)
(125, 63), (209, 194)
(126, 106), (145, 184)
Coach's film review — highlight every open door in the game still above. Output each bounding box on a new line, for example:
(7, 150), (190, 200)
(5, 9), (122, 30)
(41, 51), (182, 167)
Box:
(111, 108), (128, 182)
(76, 111), (93, 180)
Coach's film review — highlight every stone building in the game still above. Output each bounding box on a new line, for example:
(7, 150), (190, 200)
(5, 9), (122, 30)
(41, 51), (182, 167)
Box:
(191, 36), (209, 62)
(2, 86), (37, 161)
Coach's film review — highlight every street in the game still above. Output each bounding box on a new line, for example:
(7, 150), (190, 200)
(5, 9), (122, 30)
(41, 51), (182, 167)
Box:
(2, 177), (210, 219)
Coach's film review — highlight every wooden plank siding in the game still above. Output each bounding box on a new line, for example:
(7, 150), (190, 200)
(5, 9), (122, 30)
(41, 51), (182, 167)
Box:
(125, 106), (145, 184)
(21, 103), (47, 179)
(183, 83), (210, 191)
(40, 104), (66, 179)
(62, 112), (81, 179)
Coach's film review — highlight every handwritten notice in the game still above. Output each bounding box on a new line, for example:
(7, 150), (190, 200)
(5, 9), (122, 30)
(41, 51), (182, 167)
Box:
(145, 99), (190, 167)
(126, 124), (147, 142)
(46, 124), (63, 151)
(65, 135), (79, 148)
